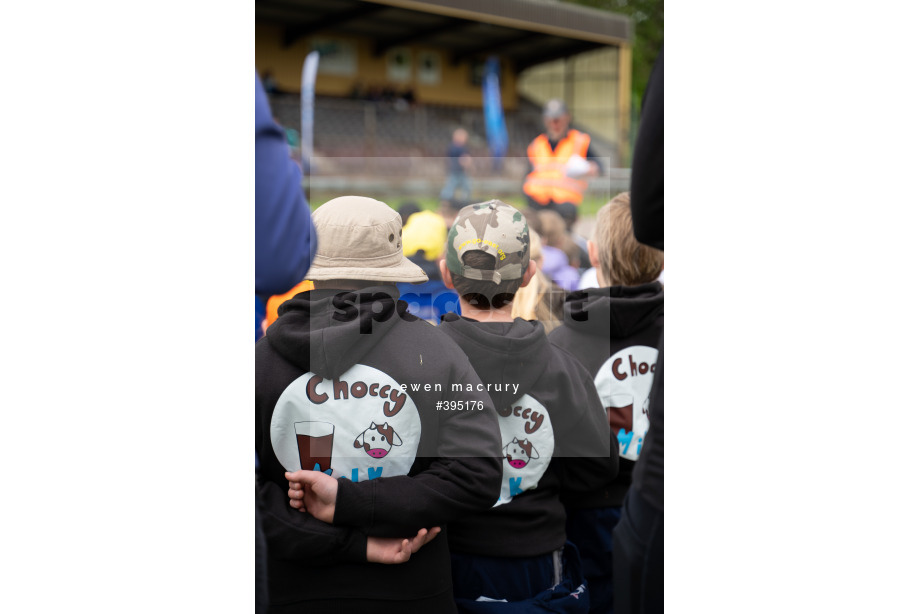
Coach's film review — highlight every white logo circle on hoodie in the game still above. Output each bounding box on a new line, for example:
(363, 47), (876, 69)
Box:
(594, 345), (659, 461)
(493, 394), (554, 507)
(270, 364), (421, 482)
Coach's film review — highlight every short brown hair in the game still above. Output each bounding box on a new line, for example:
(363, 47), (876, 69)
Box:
(451, 251), (523, 310)
(593, 192), (663, 287)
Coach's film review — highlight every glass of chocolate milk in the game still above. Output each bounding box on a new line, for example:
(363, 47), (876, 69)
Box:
(606, 393), (633, 433)
(294, 421), (335, 473)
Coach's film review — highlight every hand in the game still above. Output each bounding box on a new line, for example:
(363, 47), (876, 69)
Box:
(586, 160), (600, 177)
(285, 470), (339, 523)
(287, 479), (305, 512)
(366, 527), (442, 564)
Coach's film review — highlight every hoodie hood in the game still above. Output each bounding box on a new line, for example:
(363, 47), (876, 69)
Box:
(562, 282), (663, 339)
(439, 314), (550, 408)
(266, 286), (414, 379)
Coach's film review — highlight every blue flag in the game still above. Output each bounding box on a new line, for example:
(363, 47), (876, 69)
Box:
(482, 56), (508, 168)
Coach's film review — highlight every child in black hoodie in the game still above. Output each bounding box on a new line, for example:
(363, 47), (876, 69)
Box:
(257, 196), (503, 614)
(547, 192), (664, 614)
(437, 200), (618, 613)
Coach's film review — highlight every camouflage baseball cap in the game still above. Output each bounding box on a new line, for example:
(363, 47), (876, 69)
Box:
(445, 200), (530, 284)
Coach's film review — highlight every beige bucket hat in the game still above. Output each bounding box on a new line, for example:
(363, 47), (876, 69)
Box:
(305, 196), (429, 283)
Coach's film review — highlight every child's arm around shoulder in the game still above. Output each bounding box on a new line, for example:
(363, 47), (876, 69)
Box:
(331, 360), (503, 535)
(258, 478), (367, 564)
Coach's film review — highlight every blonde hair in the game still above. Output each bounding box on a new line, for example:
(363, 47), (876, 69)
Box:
(593, 192), (663, 287)
(512, 234), (562, 334)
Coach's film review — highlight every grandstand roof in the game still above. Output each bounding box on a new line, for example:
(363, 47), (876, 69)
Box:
(255, 0), (632, 71)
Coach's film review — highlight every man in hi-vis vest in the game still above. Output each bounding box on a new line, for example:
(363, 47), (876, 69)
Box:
(523, 99), (602, 230)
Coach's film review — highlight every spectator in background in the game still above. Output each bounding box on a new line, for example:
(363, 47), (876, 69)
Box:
(535, 210), (581, 292)
(396, 210), (460, 324)
(540, 243), (580, 292)
(439, 197), (467, 229)
(538, 210), (585, 267)
(523, 99), (602, 231)
(538, 204), (590, 272)
(511, 233), (565, 334)
(398, 200), (422, 227)
(521, 208), (543, 238)
(439, 128), (472, 204)
(255, 68), (317, 614)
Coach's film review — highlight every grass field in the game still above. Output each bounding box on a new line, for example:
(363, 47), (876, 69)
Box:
(307, 193), (611, 219)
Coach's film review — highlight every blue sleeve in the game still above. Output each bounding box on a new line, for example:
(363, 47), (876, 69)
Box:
(255, 295), (267, 342)
(255, 70), (317, 297)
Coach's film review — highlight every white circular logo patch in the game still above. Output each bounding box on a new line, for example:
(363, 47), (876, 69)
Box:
(270, 364), (421, 482)
(493, 394), (554, 507)
(594, 345), (659, 461)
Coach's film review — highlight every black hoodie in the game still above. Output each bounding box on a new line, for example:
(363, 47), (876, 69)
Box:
(548, 282), (664, 508)
(256, 286), (502, 610)
(438, 314), (617, 557)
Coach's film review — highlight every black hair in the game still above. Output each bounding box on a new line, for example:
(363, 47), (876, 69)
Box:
(451, 251), (522, 310)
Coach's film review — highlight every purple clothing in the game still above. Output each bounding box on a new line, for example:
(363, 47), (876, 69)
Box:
(541, 246), (580, 291)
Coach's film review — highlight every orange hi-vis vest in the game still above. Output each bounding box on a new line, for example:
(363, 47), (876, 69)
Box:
(523, 129), (591, 206)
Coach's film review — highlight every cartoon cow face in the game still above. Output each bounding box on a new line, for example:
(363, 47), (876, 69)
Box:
(353, 422), (403, 459)
(503, 437), (539, 469)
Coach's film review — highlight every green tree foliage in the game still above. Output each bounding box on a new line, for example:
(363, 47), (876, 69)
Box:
(562, 0), (663, 105)
(561, 0), (662, 160)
